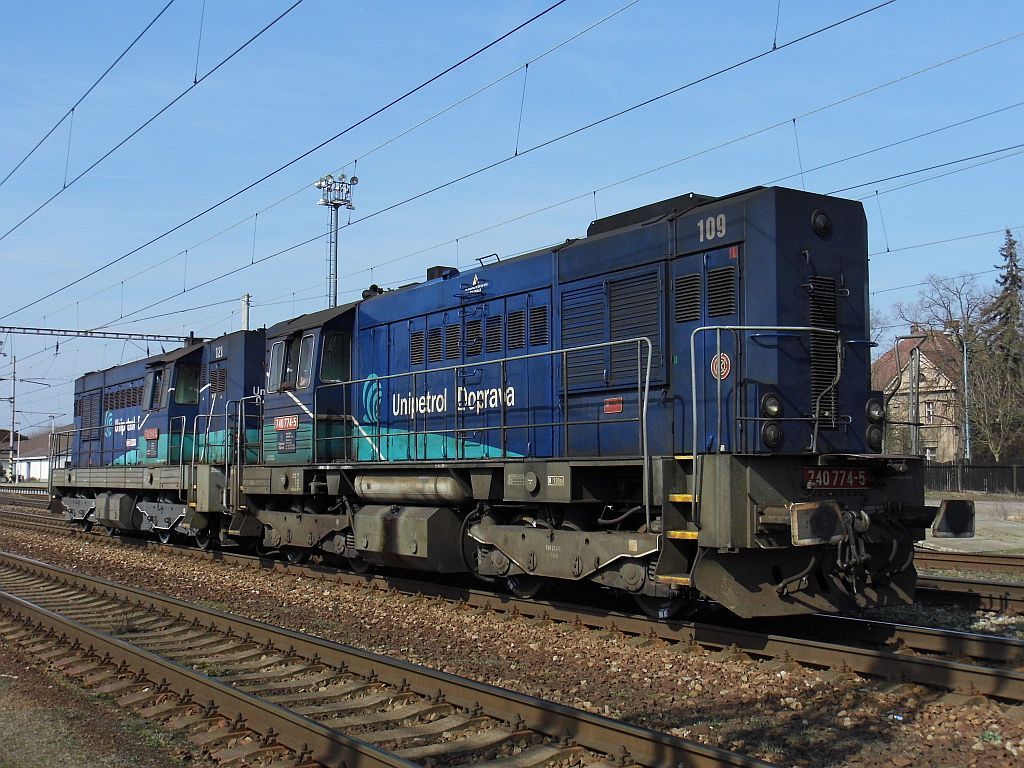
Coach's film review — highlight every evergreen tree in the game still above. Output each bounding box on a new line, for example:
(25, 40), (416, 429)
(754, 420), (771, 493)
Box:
(982, 229), (1023, 362)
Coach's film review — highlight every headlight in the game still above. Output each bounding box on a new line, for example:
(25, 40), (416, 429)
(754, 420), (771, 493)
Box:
(866, 398), (885, 423)
(866, 424), (883, 451)
(762, 421), (783, 449)
(762, 393), (783, 418)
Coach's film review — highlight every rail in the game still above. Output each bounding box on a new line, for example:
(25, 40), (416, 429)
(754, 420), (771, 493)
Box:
(0, 551), (766, 768)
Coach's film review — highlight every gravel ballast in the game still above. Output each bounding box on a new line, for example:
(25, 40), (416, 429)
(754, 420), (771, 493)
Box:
(2, 526), (1024, 767)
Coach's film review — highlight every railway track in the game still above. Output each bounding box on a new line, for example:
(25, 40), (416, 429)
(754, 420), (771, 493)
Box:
(0, 551), (762, 768)
(915, 549), (1024, 574)
(4, 507), (1024, 705)
(0, 485), (52, 510)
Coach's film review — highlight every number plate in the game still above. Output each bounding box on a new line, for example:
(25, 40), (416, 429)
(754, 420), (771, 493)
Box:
(803, 467), (867, 489)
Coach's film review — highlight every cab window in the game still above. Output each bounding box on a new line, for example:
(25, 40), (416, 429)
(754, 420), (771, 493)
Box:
(268, 341), (284, 393)
(174, 363), (200, 404)
(143, 368), (167, 411)
(297, 334), (315, 389)
(320, 331), (351, 382)
(269, 335), (303, 392)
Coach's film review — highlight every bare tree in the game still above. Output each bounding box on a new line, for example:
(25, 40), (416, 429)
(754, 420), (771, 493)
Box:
(968, 347), (1024, 462)
(893, 273), (990, 347)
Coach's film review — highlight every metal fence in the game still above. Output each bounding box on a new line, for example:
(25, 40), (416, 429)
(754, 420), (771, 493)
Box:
(924, 462), (1024, 495)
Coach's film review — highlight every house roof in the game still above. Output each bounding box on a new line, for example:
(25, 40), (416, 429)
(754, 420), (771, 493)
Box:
(871, 329), (962, 391)
(14, 425), (74, 458)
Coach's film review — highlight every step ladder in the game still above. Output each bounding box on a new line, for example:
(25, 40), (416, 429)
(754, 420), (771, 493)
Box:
(654, 454), (699, 586)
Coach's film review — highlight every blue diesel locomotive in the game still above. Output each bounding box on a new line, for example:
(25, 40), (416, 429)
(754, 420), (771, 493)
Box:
(51, 185), (972, 618)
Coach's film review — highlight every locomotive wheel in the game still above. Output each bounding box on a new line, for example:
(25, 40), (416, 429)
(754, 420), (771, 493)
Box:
(346, 555), (375, 574)
(506, 573), (550, 599)
(194, 527), (216, 551)
(80, 519), (94, 533)
(633, 592), (689, 620)
(283, 547), (309, 565)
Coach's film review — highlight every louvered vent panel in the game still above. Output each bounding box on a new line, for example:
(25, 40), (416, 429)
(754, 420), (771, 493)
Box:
(445, 324), (461, 360)
(674, 273), (701, 323)
(529, 305), (550, 346)
(211, 368), (228, 394)
(808, 275), (839, 422)
(74, 398), (81, 418)
(507, 310), (526, 350)
(201, 363), (208, 388)
(466, 319), (483, 356)
(428, 328), (443, 363)
(706, 266), (737, 317)
(485, 316), (503, 354)
(410, 330), (425, 366)
(610, 272), (661, 383)
(561, 285), (605, 386)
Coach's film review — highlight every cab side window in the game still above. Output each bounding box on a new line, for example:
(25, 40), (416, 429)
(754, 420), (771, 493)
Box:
(174, 363), (200, 405)
(320, 331), (351, 382)
(143, 368), (167, 411)
(297, 335), (315, 389)
(269, 335), (306, 392)
(268, 341), (284, 393)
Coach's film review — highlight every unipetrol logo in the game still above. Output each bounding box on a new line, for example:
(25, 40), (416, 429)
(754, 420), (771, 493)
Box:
(362, 374), (381, 423)
(104, 411), (114, 438)
(462, 274), (491, 295)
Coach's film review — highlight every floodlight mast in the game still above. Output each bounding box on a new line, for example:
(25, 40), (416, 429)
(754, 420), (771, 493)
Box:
(315, 173), (357, 308)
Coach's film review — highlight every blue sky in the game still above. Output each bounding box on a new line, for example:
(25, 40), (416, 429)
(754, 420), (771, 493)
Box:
(1, 0), (1022, 433)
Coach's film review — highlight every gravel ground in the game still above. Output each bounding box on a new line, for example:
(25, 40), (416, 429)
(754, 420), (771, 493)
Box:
(0, 640), (215, 768)
(3, 527), (1024, 767)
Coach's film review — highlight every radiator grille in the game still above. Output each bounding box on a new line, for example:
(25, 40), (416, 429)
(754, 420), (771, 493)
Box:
(211, 367), (228, 394)
(707, 266), (737, 317)
(427, 328), (442, 363)
(466, 319), (483, 356)
(445, 324), (461, 360)
(410, 330), (425, 366)
(561, 284), (605, 386)
(610, 272), (660, 383)
(507, 310), (526, 350)
(529, 305), (549, 346)
(808, 275), (839, 421)
(485, 316), (503, 354)
(674, 273), (701, 323)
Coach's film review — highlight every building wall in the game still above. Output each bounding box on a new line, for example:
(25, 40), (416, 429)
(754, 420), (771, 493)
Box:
(881, 355), (962, 462)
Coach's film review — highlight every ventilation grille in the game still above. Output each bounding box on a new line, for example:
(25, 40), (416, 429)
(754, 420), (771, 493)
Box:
(466, 318), (483, 356)
(707, 266), (737, 317)
(808, 275), (839, 421)
(428, 328), (443, 363)
(445, 324), (461, 360)
(529, 305), (549, 346)
(562, 284), (605, 386)
(485, 316), (503, 354)
(81, 392), (101, 437)
(410, 330), (425, 366)
(674, 273), (701, 323)
(211, 368), (228, 394)
(507, 310), (526, 350)
(610, 273), (660, 382)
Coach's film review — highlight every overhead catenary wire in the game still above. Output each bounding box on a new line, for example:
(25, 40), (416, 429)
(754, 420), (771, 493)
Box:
(9, 12), (1024, 382)
(23, 99), (1024, 371)
(0, 0), (308, 247)
(0, 0), (570, 321)
(27, 17), (1017, 330)
(0, 0), (176, 190)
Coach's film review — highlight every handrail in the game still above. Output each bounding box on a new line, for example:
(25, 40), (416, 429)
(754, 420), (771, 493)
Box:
(311, 337), (653, 519)
(688, 325), (844, 459)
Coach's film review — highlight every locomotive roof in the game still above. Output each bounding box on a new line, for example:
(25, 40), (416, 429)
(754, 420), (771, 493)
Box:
(265, 299), (361, 338)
